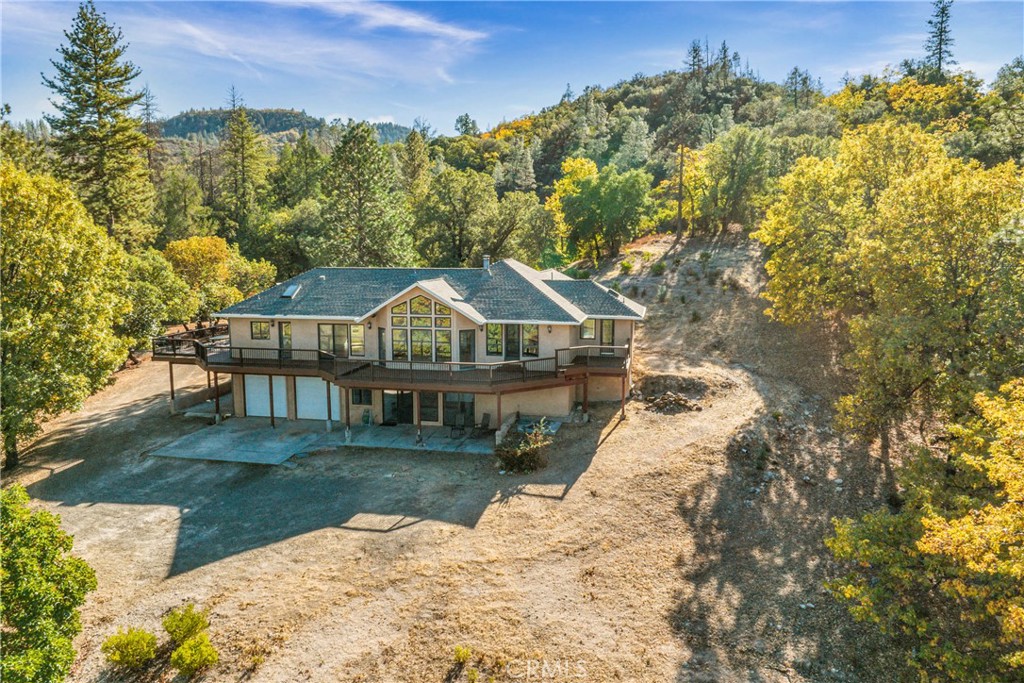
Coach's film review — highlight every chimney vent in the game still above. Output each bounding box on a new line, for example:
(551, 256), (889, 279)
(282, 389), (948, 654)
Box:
(483, 254), (491, 270)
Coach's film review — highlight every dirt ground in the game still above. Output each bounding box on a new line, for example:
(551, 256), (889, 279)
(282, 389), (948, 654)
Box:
(10, 233), (902, 682)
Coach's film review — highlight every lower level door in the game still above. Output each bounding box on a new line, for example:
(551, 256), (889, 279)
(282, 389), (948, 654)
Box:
(382, 390), (414, 425)
(443, 392), (475, 426)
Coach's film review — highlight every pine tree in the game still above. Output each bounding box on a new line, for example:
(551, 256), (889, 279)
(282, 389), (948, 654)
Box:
(924, 0), (956, 78)
(399, 129), (431, 201)
(42, 0), (154, 247)
(269, 130), (324, 208)
(219, 90), (269, 241)
(307, 122), (414, 267)
(495, 137), (536, 195)
(138, 85), (162, 179)
(455, 113), (480, 137)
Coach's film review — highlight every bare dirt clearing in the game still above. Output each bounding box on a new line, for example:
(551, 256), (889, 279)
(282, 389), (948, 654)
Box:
(11, 234), (899, 682)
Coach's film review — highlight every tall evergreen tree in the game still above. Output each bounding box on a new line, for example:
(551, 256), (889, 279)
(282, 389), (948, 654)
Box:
(495, 137), (536, 195)
(306, 121), (414, 267)
(41, 0), (154, 247)
(399, 129), (431, 202)
(269, 130), (324, 208)
(219, 91), (269, 242)
(924, 0), (956, 78)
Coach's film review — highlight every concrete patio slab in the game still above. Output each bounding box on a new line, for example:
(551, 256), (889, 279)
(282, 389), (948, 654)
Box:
(150, 418), (494, 465)
(150, 419), (322, 465)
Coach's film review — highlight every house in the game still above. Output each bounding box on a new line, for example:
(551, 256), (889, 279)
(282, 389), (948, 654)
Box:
(153, 257), (645, 442)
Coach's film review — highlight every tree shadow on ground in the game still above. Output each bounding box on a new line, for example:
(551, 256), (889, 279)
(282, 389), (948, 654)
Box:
(20, 366), (614, 578)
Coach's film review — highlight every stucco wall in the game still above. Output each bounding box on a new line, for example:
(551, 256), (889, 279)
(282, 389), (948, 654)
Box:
(474, 386), (574, 422)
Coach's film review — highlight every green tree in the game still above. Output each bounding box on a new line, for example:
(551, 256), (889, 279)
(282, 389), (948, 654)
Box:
(1, 163), (129, 467)
(305, 121), (414, 267)
(611, 116), (653, 170)
(415, 166), (496, 266)
(494, 137), (536, 195)
(269, 130), (324, 208)
(219, 94), (269, 241)
(455, 113), (480, 137)
(153, 164), (215, 247)
(117, 249), (199, 350)
(0, 105), (50, 174)
(1, 485), (97, 683)
(827, 379), (1024, 681)
(485, 191), (554, 265)
(924, 0), (956, 78)
(398, 129), (431, 203)
(562, 165), (652, 259)
(42, 0), (155, 247)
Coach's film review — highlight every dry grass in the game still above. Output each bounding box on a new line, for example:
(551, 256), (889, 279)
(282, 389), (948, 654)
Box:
(12, 232), (902, 682)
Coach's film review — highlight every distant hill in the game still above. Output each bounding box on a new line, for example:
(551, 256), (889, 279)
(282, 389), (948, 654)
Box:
(160, 108), (411, 143)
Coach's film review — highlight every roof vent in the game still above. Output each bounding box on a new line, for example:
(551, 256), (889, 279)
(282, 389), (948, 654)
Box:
(281, 284), (301, 298)
(318, 274), (326, 281)
(482, 254), (491, 271)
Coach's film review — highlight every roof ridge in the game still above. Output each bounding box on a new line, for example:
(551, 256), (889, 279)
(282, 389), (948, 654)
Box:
(502, 259), (587, 323)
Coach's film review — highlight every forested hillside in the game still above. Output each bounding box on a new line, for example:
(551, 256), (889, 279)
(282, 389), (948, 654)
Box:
(160, 107), (411, 144)
(2, 0), (1023, 680)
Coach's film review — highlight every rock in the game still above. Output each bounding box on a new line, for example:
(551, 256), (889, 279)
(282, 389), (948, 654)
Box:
(645, 391), (702, 415)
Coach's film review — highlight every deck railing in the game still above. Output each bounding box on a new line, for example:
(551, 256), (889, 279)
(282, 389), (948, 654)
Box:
(153, 331), (629, 388)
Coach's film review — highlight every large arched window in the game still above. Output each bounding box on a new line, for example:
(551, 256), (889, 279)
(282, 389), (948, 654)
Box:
(389, 295), (452, 362)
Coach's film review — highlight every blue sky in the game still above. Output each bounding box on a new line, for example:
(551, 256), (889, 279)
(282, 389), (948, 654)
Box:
(3, 1), (1022, 134)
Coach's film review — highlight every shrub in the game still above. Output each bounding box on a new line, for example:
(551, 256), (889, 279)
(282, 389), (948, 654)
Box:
(170, 633), (219, 678)
(453, 645), (472, 665)
(673, 257), (682, 265)
(101, 628), (157, 669)
(629, 285), (639, 297)
(609, 281), (621, 293)
(690, 310), (702, 323)
(679, 294), (687, 304)
(163, 603), (209, 645)
(657, 285), (668, 303)
(496, 422), (551, 473)
(651, 261), (666, 276)
(698, 250), (712, 274)
(467, 668), (480, 683)
(576, 269), (590, 279)
(620, 261), (633, 275)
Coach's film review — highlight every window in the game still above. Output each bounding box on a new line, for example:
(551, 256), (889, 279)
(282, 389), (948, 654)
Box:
(391, 329), (408, 360)
(350, 325), (365, 356)
(280, 283), (301, 298)
(411, 295), (432, 315)
(411, 329), (432, 361)
(486, 324), (503, 355)
(580, 320), (596, 340)
(435, 330), (452, 362)
(434, 302), (451, 315)
(435, 316), (451, 328)
(522, 324), (539, 357)
(419, 392), (439, 422)
(391, 316), (407, 327)
(251, 321), (270, 340)
(351, 388), (372, 406)
(391, 302), (408, 314)
(410, 316), (432, 327)
(318, 324), (349, 356)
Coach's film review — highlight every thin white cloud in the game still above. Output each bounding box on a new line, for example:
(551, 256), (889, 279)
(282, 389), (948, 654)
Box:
(2, 0), (486, 88)
(271, 0), (487, 43)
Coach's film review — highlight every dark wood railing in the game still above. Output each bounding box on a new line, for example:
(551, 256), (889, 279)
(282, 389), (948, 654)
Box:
(153, 324), (229, 357)
(153, 330), (628, 389)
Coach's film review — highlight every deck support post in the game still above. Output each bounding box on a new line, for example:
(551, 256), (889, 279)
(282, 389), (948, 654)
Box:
(213, 372), (221, 422)
(206, 371), (211, 389)
(620, 375), (626, 420)
(168, 363), (176, 415)
(344, 387), (351, 443)
(268, 375), (276, 428)
(496, 392), (502, 425)
(582, 379), (589, 414)
(415, 391), (423, 446)
(325, 382), (333, 432)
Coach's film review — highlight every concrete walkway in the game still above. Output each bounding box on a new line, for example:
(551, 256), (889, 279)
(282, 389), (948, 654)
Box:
(150, 418), (494, 465)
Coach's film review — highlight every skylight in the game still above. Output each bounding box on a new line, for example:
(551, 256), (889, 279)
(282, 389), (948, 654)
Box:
(280, 284), (301, 298)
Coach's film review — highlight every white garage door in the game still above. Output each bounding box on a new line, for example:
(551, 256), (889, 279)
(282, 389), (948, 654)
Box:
(244, 375), (287, 418)
(295, 377), (341, 420)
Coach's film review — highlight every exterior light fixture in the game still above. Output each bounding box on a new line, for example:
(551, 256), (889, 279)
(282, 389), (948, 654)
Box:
(547, 325), (552, 333)
(367, 320), (373, 329)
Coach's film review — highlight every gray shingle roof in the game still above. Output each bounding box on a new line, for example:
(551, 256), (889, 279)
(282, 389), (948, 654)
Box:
(544, 279), (648, 319)
(218, 259), (645, 323)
